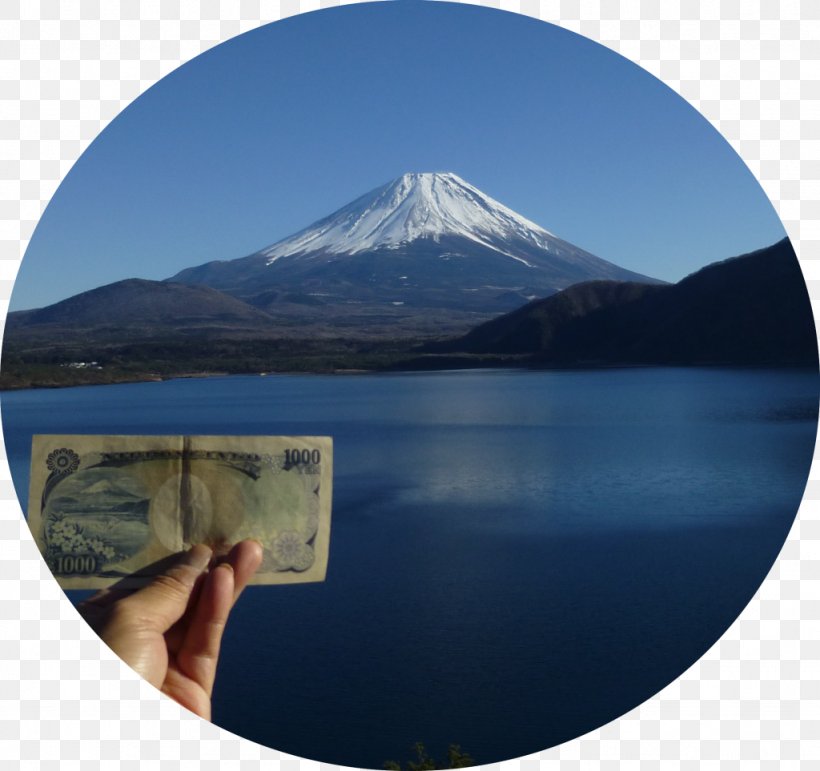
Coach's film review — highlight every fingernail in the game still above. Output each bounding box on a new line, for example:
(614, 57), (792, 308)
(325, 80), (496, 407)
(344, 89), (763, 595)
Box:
(184, 544), (213, 572)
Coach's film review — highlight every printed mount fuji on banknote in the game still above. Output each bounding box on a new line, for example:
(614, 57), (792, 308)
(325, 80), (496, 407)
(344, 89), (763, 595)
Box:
(27, 434), (333, 589)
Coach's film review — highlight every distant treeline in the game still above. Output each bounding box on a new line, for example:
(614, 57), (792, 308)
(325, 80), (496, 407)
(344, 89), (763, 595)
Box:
(0, 337), (420, 389)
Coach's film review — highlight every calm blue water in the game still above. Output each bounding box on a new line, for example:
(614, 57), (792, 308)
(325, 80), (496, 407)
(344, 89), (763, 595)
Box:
(2, 368), (817, 767)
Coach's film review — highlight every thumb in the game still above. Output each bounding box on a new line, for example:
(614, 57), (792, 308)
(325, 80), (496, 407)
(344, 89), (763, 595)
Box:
(119, 544), (213, 633)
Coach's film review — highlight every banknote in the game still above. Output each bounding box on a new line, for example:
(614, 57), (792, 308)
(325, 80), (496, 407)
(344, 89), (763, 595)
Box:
(27, 434), (333, 589)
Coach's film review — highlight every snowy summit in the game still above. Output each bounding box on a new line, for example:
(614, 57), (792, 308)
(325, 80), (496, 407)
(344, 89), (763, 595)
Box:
(261, 172), (558, 265)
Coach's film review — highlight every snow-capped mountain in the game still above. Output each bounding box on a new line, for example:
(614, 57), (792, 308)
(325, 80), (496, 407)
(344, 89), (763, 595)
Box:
(169, 172), (657, 333)
(261, 172), (561, 265)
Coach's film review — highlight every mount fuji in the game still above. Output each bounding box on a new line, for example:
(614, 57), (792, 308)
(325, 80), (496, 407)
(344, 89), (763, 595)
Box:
(169, 172), (657, 334)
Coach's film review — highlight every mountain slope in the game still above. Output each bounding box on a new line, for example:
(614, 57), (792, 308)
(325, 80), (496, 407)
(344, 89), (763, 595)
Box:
(168, 172), (657, 328)
(447, 280), (663, 355)
(5, 279), (277, 341)
(430, 239), (817, 367)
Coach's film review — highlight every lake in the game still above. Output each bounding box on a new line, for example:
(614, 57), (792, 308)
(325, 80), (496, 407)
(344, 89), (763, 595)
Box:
(2, 367), (817, 767)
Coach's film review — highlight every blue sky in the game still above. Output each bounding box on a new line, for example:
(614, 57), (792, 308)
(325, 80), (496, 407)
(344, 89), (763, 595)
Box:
(12, 0), (786, 310)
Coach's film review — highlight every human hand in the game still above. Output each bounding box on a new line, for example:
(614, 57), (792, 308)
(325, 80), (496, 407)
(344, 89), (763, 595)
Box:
(78, 540), (263, 720)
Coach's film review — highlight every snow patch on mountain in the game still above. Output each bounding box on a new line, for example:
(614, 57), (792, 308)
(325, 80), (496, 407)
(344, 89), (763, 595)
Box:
(261, 172), (556, 265)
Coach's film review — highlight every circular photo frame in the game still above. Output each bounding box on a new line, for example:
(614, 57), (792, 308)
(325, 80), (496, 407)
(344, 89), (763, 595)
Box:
(2, 3), (817, 769)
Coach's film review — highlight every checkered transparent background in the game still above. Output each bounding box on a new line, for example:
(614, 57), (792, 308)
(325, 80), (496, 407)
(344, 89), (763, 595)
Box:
(1, 1), (818, 769)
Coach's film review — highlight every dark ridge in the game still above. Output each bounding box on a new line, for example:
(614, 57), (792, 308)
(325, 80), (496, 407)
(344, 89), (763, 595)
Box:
(5, 278), (276, 333)
(426, 239), (817, 368)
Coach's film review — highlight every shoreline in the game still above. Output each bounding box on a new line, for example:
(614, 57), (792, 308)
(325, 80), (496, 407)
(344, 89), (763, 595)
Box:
(2, 359), (817, 392)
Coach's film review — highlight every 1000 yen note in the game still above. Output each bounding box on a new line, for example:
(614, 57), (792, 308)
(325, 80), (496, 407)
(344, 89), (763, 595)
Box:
(27, 434), (333, 589)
